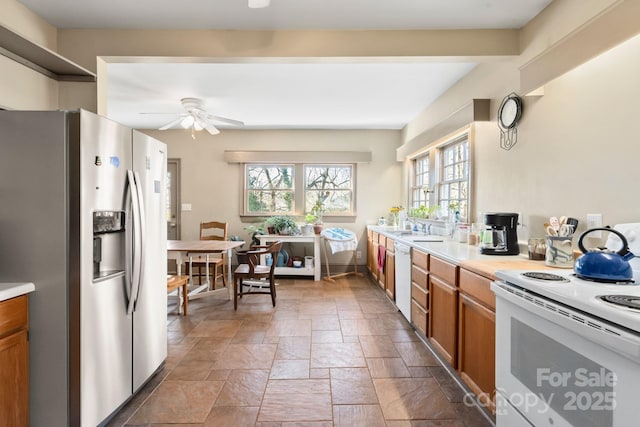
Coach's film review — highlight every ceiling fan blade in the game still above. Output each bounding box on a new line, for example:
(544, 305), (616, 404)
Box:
(204, 124), (220, 135)
(192, 112), (220, 135)
(158, 116), (185, 130)
(205, 115), (245, 126)
(140, 112), (187, 115)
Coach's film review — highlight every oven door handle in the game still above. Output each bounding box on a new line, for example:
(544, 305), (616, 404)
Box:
(492, 281), (640, 361)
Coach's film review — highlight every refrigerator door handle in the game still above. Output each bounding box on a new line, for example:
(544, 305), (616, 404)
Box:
(132, 170), (146, 311)
(127, 170), (142, 316)
(125, 171), (134, 304)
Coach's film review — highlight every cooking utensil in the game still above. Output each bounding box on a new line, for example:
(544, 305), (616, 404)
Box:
(546, 225), (558, 236)
(558, 224), (573, 237)
(559, 216), (567, 227)
(566, 217), (579, 232)
(574, 228), (635, 282)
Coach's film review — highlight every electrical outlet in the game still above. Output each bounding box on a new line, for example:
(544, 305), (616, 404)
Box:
(586, 213), (603, 238)
(356, 251), (362, 259)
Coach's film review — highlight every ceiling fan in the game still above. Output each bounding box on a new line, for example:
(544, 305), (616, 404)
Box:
(145, 97), (244, 139)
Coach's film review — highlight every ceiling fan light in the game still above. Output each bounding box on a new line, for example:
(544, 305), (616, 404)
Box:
(248, 0), (270, 8)
(193, 120), (204, 131)
(180, 115), (195, 129)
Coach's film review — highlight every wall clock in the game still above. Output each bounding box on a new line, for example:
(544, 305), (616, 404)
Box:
(498, 93), (523, 150)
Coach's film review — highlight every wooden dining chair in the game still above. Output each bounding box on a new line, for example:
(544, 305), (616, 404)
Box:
(233, 240), (282, 310)
(186, 221), (228, 289)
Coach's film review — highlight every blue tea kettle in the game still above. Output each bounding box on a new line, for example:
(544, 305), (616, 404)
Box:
(574, 227), (635, 282)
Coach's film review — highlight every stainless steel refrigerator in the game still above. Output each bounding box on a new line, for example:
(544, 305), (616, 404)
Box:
(0, 110), (167, 426)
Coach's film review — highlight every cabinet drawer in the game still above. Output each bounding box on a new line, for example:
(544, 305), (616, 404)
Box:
(412, 249), (428, 270)
(411, 282), (428, 309)
(459, 268), (496, 310)
(386, 239), (395, 252)
(411, 300), (427, 336)
(430, 256), (457, 283)
(0, 295), (28, 338)
(411, 265), (428, 289)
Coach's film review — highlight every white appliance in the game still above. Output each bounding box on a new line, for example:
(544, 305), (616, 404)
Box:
(394, 242), (411, 321)
(0, 110), (167, 426)
(492, 269), (640, 427)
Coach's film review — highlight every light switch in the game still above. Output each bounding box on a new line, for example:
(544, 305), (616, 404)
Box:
(181, 203), (192, 211)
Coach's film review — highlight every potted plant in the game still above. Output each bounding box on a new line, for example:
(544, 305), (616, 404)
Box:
(243, 224), (265, 246)
(301, 214), (315, 236)
(310, 199), (325, 235)
(263, 216), (277, 234)
(269, 215), (300, 235)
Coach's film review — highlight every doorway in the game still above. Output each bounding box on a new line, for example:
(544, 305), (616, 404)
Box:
(167, 158), (181, 273)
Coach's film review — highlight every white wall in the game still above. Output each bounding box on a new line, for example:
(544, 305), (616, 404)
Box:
(0, 0), (59, 110)
(479, 33), (640, 235)
(404, 33), (640, 245)
(144, 128), (403, 265)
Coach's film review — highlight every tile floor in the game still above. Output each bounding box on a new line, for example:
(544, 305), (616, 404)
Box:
(107, 275), (494, 427)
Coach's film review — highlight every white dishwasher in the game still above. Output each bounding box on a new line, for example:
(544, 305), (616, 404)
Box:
(394, 242), (411, 322)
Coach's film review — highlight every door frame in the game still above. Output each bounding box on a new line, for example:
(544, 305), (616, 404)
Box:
(168, 158), (181, 240)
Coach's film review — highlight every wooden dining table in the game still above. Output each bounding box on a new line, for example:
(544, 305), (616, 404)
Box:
(167, 240), (245, 300)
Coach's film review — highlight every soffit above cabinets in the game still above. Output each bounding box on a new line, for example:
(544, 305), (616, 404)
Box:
(0, 24), (96, 82)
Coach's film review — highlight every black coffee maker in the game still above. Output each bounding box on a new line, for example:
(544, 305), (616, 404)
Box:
(480, 212), (519, 255)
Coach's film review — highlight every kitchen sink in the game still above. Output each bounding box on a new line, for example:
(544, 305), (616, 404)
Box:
(388, 231), (444, 243)
(389, 230), (429, 236)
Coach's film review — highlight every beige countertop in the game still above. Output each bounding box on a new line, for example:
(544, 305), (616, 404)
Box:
(369, 225), (558, 279)
(0, 282), (35, 302)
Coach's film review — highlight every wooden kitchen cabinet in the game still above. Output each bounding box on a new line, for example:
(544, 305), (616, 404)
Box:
(411, 249), (429, 336)
(377, 234), (387, 290)
(0, 295), (29, 426)
(370, 231), (380, 282)
(458, 268), (496, 413)
(428, 256), (458, 367)
(367, 230), (375, 274)
(385, 238), (395, 300)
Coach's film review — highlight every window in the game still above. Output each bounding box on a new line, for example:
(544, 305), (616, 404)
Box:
(410, 154), (430, 209)
(439, 138), (469, 219)
(244, 163), (355, 216)
(304, 165), (354, 215)
(246, 164), (295, 214)
(410, 132), (470, 221)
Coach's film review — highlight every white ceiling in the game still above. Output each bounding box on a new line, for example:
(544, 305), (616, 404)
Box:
(106, 61), (477, 130)
(20, 0), (553, 131)
(19, 0), (552, 30)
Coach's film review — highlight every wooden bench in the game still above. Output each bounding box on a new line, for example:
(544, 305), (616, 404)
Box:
(167, 275), (189, 315)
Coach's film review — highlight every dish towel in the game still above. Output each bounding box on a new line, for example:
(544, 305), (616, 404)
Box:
(321, 228), (358, 254)
(377, 244), (386, 272)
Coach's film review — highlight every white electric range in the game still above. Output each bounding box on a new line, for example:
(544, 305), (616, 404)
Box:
(491, 269), (640, 427)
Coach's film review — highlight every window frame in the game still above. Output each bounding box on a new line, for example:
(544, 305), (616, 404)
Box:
(303, 164), (355, 217)
(409, 128), (472, 222)
(244, 163), (296, 215)
(437, 136), (470, 220)
(242, 163), (357, 218)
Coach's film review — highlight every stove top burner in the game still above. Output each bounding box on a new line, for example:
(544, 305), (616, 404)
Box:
(521, 272), (570, 283)
(573, 274), (636, 285)
(598, 295), (640, 311)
